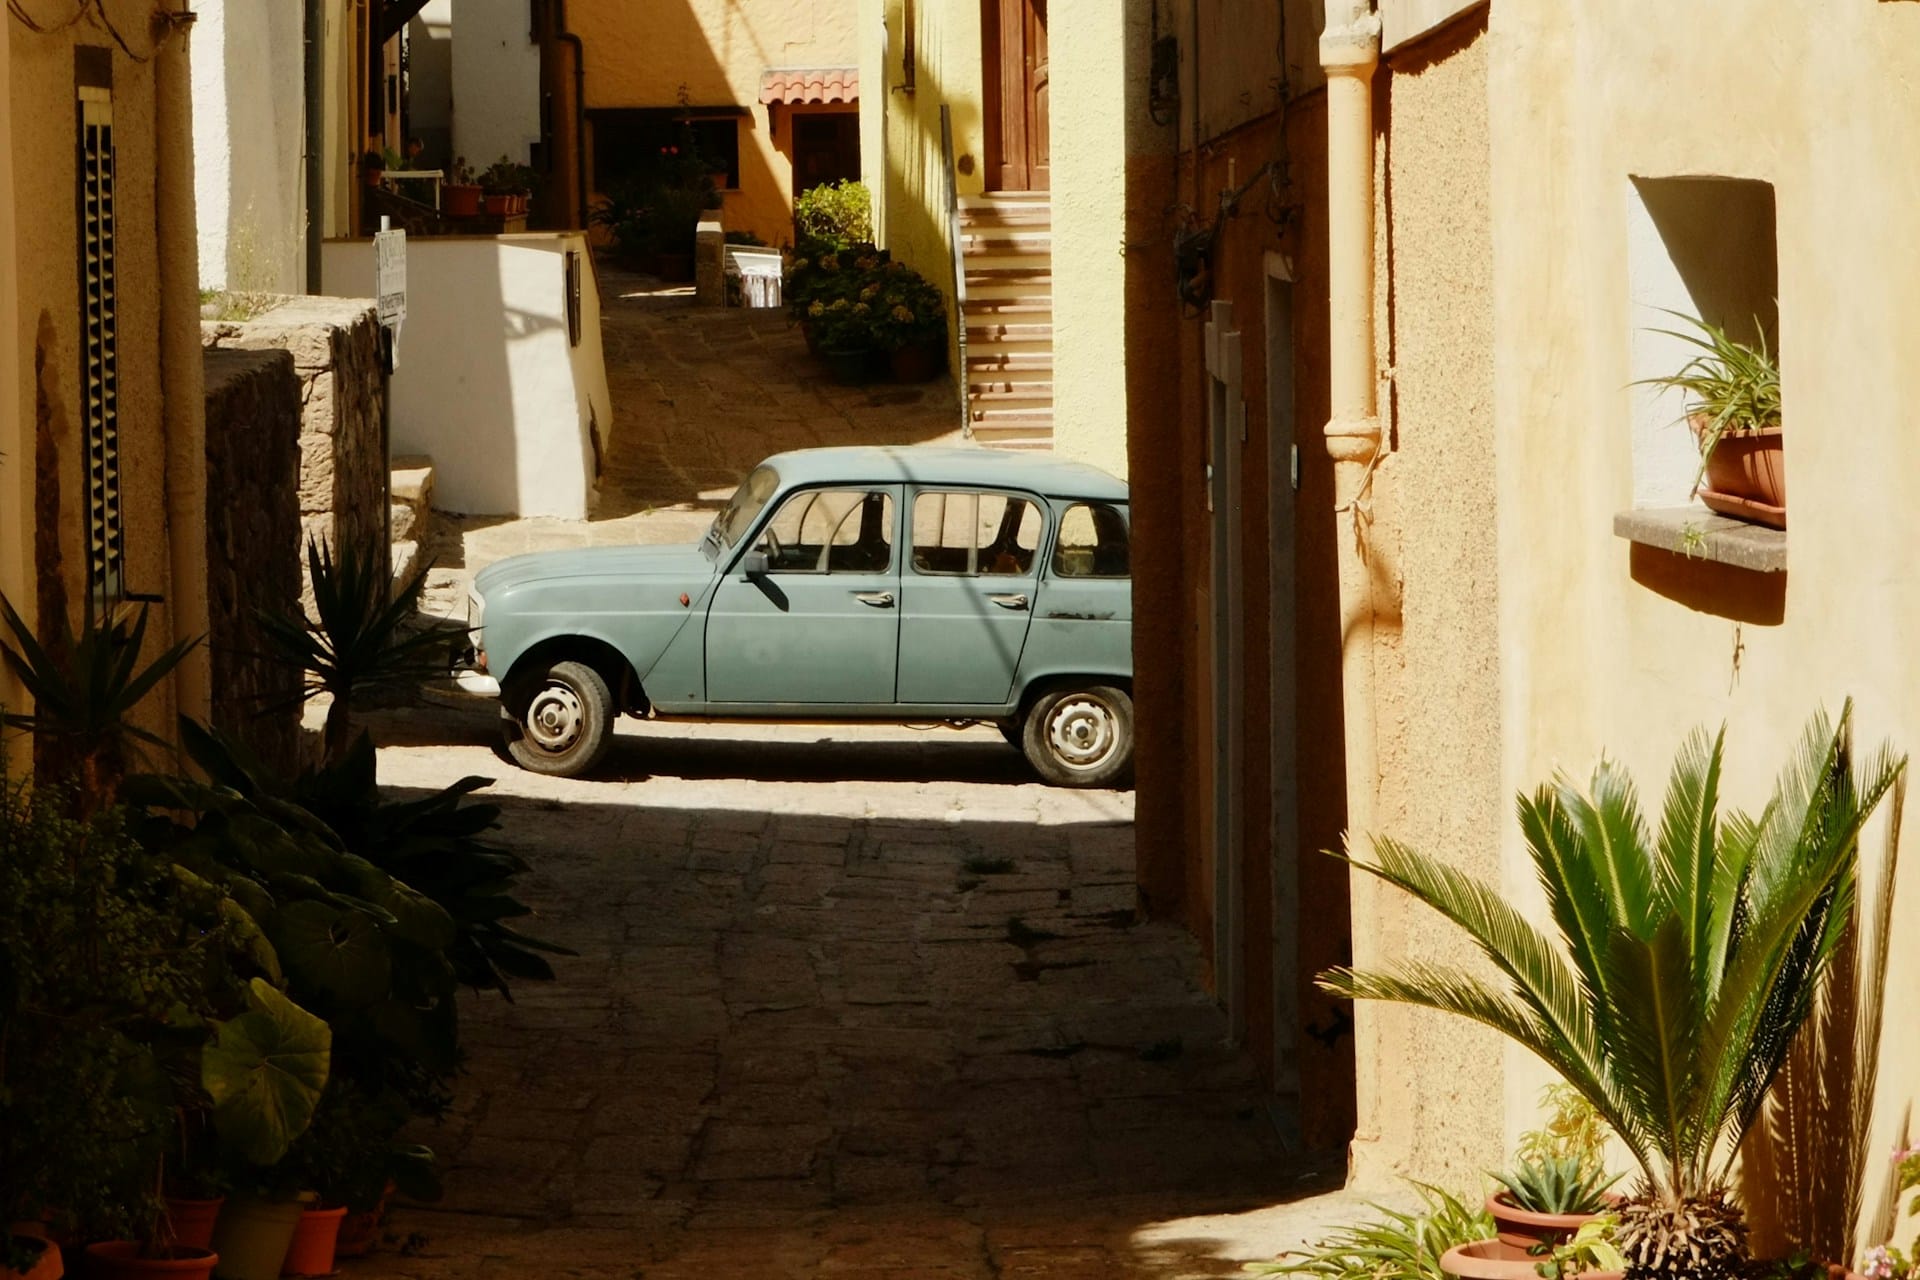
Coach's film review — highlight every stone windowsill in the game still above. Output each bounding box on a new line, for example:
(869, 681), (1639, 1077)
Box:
(1613, 507), (1786, 573)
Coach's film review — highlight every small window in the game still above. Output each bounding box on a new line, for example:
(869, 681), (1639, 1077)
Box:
(756, 489), (893, 573)
(1052, 502), (1130, 578)
(911, 492), (1044, 576)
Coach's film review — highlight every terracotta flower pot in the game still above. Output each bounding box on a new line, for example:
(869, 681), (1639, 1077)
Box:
(888, 340), (945, 383)
(162, 1198), (224, 1253)
(482, 193), (515, 216)
(207, 1197), (305, 1280)
(821, 345), (874, 386)
(279, 1205), (346, 1278)
(3, 1234), (61, 1280)
(81, 1242), (216, 1280)
(1487, 1193), (1607, 1254)
(330, 1208), (379, 1260)
(445, 184), (483, 217)
(1692, 415), (1785, 529)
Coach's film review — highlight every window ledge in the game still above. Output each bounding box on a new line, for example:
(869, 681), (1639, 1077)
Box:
(1613, 507), (1786, 573)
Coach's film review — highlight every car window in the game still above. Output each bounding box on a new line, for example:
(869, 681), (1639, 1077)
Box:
(755, 489), (893, 573)
(713, 465), (780, 549)
(1052, 502), (1130, 578)
(911, 491), (1044, 577)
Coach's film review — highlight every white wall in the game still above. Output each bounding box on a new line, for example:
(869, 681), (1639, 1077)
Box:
(451, 0), (541, 170)
(410, 0), (456, 168)
(321, 234), (612, 518)
(190, 0), (305, 292)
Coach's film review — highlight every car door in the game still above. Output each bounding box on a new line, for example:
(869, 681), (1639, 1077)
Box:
(895, 488), (1045, 706)
(705, 485), (903, 704)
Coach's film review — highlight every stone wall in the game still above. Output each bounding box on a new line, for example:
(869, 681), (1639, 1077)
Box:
(202, 347), (303, 773)
(202, 296), (389, 612)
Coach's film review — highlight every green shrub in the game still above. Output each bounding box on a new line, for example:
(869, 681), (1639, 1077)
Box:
(1248, 1182), (1493, 1280)
(794, 179), (872, 248)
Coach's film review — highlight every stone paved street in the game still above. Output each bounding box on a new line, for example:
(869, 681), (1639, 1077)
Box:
(354, 272), (1349, 1278)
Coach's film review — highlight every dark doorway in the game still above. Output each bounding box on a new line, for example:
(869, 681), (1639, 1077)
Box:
(792, 111), (861, 197)
(982, 0), (1049, 191)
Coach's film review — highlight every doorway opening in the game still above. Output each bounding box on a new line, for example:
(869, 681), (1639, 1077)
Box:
(981, 0), (1049, 191)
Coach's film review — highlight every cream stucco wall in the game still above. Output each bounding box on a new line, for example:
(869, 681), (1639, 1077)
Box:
(1487, 0), (1920, 1168)
(570, 0), (860, 247)
(322, 234), (611, 518)
(452, 0), (541, 169)
(191, 0), (305, 293)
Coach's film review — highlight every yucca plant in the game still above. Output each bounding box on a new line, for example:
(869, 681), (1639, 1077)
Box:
(256, 538), (462, 765)
(1636, 310), (1782, 490)
(0, 596), (199, 811)
(1320, 704), (1904, 1280)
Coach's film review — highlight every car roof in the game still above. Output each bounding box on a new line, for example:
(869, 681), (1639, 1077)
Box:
(753, 446), (1128, 501)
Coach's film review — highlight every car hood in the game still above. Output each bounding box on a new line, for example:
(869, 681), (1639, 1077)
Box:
(474, 543), (714, 596)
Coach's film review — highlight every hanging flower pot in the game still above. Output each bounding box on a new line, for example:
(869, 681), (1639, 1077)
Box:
(279, 1205), (346, 1278)
(81, 1242), (216, 1280)
(161, 1198), (224, 1253)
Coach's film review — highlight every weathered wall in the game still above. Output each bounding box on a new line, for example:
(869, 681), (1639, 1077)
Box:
(202, 347), (303, 772)
(569, 0), (859, 246)
(9, 1), (211, 745)
(202, 297), (389, 606)
(1487, 0), (1920, 1217)
(1346, 10), (1504, 1192)
(191, 0), (305, 293)
(452, 0), (541, 170)
(0, 10), (24, 742)
(321, 233), (610, 518)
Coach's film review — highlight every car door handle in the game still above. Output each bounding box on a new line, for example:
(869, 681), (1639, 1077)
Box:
(854, 591), (895, 608)
(988, 593), (1029, 611)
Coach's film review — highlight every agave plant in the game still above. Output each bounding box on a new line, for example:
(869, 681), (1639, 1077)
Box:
(1491, 1153), (1620, 1216)
(1320, 704), (1904, 1280)
(256, 538), (462, 765)
(0, 595), (199, 810)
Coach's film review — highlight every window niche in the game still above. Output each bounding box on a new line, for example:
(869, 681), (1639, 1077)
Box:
(1617, 175), (1786, 579)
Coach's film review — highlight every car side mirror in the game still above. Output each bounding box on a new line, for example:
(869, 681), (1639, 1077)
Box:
(739, 549), (770, 580)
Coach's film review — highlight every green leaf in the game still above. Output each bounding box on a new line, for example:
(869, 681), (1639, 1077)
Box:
(203, 978), (332, 1166)
(275, 901), (393, 1007)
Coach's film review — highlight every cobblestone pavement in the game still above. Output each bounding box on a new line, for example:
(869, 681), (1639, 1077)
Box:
(356, 267), (1346, 1278)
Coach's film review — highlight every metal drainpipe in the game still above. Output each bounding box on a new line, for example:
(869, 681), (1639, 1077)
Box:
(304, 0), (324, 291)
(1318, 0), (1383, 1169)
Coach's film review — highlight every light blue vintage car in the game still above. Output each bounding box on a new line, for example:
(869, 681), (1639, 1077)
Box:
(459, 445), (1134, 786)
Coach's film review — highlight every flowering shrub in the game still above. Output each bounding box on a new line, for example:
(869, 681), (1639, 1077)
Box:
(794, 179), (872, 248)
(787, 249), (946, 355)
(1861, 1146), (1920, 1280)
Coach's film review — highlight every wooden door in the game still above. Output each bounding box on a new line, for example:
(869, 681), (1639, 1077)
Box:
(985, 0), (1049, 191)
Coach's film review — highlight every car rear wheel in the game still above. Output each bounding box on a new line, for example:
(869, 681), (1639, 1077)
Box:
(1020, 684), (1133, 788)
(502, 660), (615, 777)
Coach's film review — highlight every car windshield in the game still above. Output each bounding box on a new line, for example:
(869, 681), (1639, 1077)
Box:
(705, 465), (781, 556)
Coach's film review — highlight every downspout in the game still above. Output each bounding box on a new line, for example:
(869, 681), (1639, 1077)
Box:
(304, 0), (323, 290)
(555, 0), (588, 228)
(1318, 0), (1384, 1177)
(158, 12), (212, 723)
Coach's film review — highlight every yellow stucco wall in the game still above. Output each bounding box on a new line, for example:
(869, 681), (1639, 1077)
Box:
(570, 0), (860, 247)
(0, 11), (23, 733)
(1483, 0), (1920, 1206)
(1345, 12), (1505, 1193)
(858, 0), (1132, 476)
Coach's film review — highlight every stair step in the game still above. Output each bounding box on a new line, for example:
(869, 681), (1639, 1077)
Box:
(964, 296), (1052, 316)
(971, 405), (1055, 426)
(959, 191), (1051, 207)
(391, 455), (435, 507)
(965, 266), (1053, 285)
(962, 233), (1052, 255)
(966, 320), (1052, 342)
(969, 373), (1054, 395)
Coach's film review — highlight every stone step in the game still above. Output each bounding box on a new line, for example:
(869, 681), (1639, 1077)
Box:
(969, 372), (1054, 397)
(390, 454), (435, 548)
(964, 266), (1053, 287)
(962, 232), (1052, 256)
(391, 539), (421, 593)
(965, 320), (1053, 343)
(970, 404), (1055, 426)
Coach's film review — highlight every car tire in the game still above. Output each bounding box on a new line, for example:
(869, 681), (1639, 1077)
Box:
(1020, 684), (1133, 788)
(502, 660), (615, 778)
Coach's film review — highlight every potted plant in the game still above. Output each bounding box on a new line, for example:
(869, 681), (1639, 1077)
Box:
(809, 295), (877, 385)
(870, 262), (949, 382)
(1855, 1145), (1920, 1280)
(646, 182), (720, 282)
(479, 156), (526, 217)
(1486, 1156), (1620, 1255)
(1321, 704), (1904, 1280)
(1639, 311), (1784, 528)
(444, 156), (482, 218)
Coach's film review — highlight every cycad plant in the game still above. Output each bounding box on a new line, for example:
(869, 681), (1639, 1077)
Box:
(1320, 704), (1904, 1280)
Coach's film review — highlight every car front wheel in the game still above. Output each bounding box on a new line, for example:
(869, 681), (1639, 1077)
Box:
(502, 659), (615, 777)
(1020, 684), (1133, 788)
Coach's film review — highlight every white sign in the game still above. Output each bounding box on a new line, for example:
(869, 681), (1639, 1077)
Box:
(373, 223), (406, 371)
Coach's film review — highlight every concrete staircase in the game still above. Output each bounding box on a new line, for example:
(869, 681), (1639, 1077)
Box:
(959, 193), (1053, 451)
(390, 455), (435, 591)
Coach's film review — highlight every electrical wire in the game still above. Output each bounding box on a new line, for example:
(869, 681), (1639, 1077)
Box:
(8, 0), (188, 62)
(7, 0), (90, 35)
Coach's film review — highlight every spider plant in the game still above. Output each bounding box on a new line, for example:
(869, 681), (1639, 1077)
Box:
(1320, 703), (1903, 1280)
(255, 538), (462, 766)
(1248, 1182), (1493, 1280)
(1636, 310), (1781, 490)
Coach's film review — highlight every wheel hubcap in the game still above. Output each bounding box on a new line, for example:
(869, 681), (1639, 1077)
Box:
(526, 683), (584, 752)
(1047, 696), (1119, 770)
